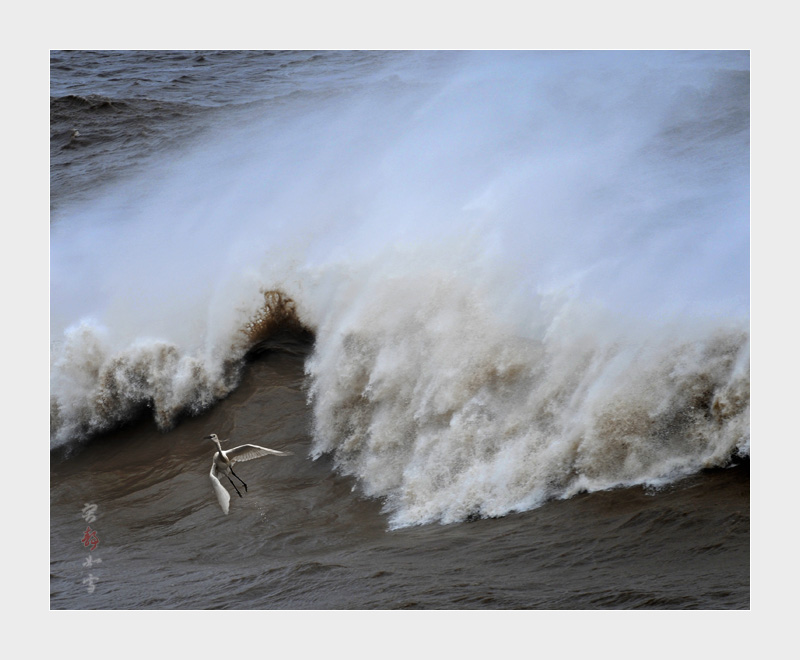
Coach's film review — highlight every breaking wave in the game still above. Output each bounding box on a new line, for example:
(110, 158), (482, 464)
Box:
(306, 274), (748, 527)
(50, 50), (749, 525)
(50, 291), (308, 447)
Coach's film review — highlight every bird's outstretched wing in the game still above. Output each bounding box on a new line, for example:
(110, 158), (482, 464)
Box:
(227, 444), (292, 464)
(210, 462), (230, 515)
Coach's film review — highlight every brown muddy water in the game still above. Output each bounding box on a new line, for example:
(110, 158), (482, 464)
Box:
(50, 336), (748, 609)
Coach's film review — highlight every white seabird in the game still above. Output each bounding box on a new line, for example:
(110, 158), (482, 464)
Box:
(205, 433), (291, 514)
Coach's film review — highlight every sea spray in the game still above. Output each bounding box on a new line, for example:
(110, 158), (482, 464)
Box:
(50, 51), (749, 524)
(304, 259), (748, 527)
(49, 291), (309, 448)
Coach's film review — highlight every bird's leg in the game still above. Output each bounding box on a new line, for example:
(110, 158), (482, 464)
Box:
(230, 468), (248, 492)
(225, 474), (243, 498)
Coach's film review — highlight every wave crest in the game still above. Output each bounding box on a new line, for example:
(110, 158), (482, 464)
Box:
(50, 289), (309, 450)
(306, 278), (749, 528)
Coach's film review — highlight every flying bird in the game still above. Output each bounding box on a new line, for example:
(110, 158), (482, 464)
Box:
(205, 433), (291, 515)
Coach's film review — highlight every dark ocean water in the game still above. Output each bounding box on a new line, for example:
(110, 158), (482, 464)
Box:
(50, 50), (749, 609)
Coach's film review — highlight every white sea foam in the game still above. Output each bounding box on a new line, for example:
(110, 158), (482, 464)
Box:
(50, 51), (749, 525)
